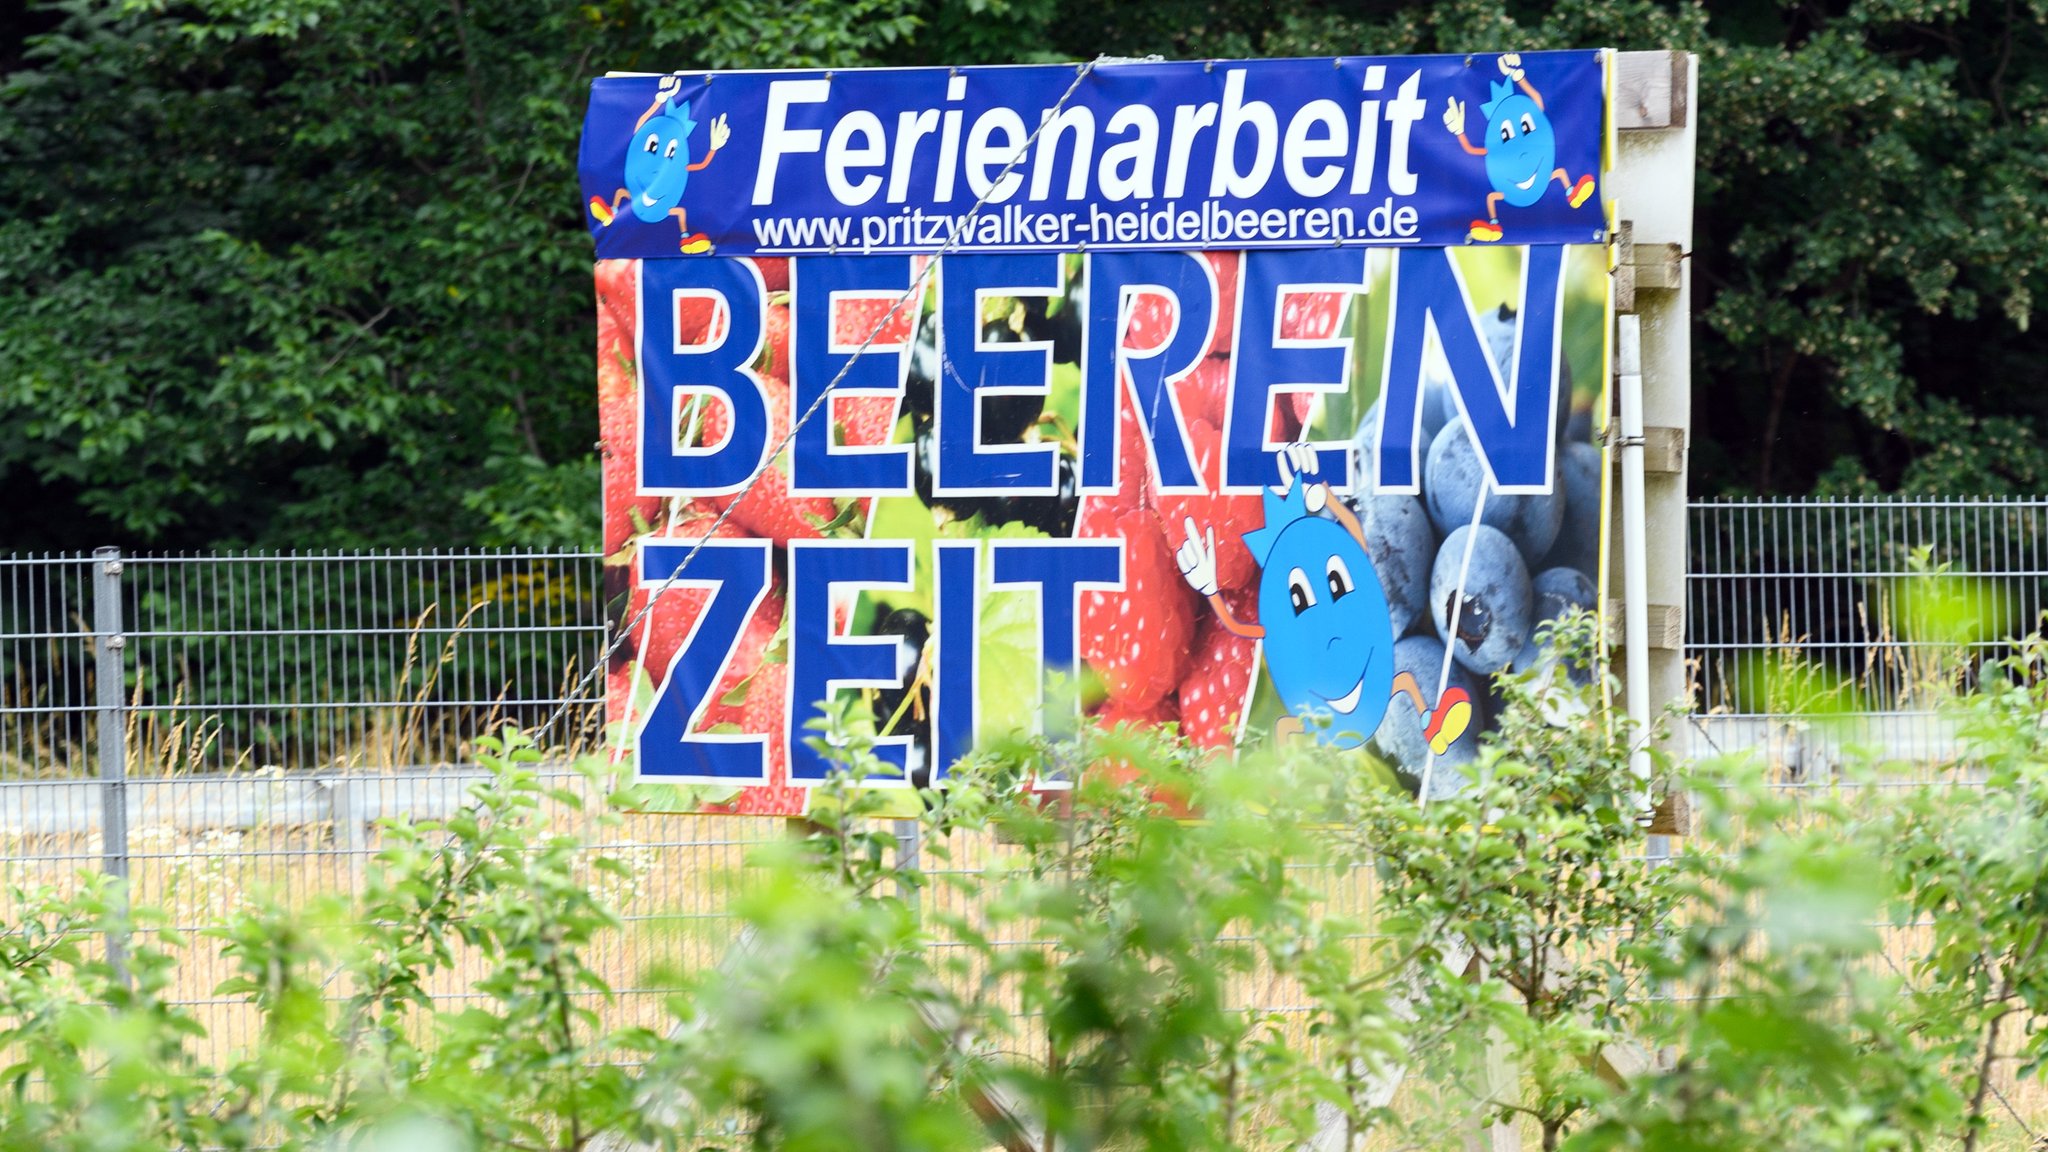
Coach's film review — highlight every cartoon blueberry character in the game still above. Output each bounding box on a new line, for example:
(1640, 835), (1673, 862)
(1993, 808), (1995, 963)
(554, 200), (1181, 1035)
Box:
(1175, 445), (1474, 753)
(1442, 53), (1597, 243)
(589, 76), (731, 254)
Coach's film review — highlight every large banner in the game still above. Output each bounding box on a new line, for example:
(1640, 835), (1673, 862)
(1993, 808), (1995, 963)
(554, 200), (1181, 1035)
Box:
(585, 53), (1613, 815)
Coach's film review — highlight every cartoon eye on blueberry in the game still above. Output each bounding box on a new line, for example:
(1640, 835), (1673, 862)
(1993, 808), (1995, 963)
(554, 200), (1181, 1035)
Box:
(1174, 445), (1473, 754)
(590, 75), (734, 255)
(1326, 556), (1353, 600)
(1440, 53), (1598, 243)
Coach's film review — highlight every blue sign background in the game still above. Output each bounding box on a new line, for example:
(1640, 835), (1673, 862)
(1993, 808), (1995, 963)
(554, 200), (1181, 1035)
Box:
(578, 52), (1607, 258)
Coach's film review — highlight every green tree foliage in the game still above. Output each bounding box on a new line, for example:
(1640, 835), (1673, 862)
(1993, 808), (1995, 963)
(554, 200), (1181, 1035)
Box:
(3, 0), (2042, 549)
(0, 0), (919, 549)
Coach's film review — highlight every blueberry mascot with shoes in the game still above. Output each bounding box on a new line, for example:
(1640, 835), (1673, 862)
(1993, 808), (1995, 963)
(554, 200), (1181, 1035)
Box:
(1176, 445), (1474, 753)
(1442, 53), (1597, 243)
(589, 76), (731, 254)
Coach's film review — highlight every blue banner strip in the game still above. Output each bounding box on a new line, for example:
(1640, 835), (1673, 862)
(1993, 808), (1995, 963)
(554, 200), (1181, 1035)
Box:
(579, 51), (1608, 258)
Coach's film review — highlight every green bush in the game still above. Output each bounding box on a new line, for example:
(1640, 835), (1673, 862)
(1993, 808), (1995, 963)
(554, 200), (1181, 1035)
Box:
(2, 624), (2046, 1149)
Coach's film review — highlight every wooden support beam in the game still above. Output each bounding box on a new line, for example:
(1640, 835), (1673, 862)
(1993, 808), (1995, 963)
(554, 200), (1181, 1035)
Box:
(1604, 600), (1684, 651)
(1613, 51), (1688, 131)
(912, 983), (1054, 1152)
(1605, 421), (1685, 474)
(588, 926), (765, 1152)
(1532, 956), (1673, 1090)
(1612, 219), (1685, 314)
(1593, 1038), (1659, 1088)
(1631, 246), (1684, 290)
(1639, 426), (1685, 475)
(1461, 958), (1523, 1152)
(1613, 220), (1634, 315)
(1644, 790), (1693, 837)
(1309, 940), (1478, 1150)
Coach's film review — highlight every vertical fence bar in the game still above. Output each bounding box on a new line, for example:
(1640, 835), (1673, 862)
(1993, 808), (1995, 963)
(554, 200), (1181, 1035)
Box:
(893, 818), (921, 904)
(92, 546), (132, 979)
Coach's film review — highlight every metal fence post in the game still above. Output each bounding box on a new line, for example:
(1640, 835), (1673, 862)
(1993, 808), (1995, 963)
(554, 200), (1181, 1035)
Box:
(893, 818), (921, 905)
(92, 545), (131, 980)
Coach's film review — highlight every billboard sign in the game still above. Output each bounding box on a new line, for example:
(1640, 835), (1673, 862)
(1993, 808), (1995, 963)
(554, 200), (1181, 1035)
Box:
(584, 52), (1614, 815)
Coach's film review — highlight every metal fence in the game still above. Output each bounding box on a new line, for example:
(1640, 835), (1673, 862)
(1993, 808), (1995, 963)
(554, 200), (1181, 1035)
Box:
(4, 496), (2048, 1073)
(1, 547), (606, 780)
(0, 546), (747, 1064)
(12, 499), (2044, 785)
(1685, 497), (2048, 769)
(0, 546), (613, 879)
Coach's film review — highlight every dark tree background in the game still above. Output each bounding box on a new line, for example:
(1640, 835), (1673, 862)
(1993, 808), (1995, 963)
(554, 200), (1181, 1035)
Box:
(3, 0), (2043, 551)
